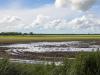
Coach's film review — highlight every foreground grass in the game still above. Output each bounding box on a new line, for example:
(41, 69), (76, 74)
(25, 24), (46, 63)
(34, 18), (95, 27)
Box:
(0, 35), (100, 44)
(0, 52), (100, 75)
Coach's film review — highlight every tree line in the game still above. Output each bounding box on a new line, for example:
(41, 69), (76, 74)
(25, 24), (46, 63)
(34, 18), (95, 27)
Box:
(0, 32), (34, 35)
(0, 32), (100, 35)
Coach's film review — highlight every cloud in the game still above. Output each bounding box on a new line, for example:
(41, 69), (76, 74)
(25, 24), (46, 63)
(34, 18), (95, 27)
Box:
(55, 0), (97, 11)
(55, 0), (68, 8)
(0, 14), (100, 33)
(68, 14), (100, 31)
(27, 14), (100, 31)
(23, 15), (68, 30)
(0, 4), (78, 32)
(0, 1), (99, 33)
(0, 16), (25, 32)
(25, 15), (52, 29)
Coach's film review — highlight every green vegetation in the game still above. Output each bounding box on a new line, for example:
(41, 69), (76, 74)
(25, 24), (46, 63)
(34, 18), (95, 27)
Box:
(0, 34), (100, 44)
(0, 52), (100, 75)
(70, 52), (100, 75)
(0, 59), (57, 75)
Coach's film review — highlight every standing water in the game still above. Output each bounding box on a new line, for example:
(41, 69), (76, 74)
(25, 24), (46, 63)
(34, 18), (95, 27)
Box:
(0, 41), (100, 64)
(0, 41), (100, 53)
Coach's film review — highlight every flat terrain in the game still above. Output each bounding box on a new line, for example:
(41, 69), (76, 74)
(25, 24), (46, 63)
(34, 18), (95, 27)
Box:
(0, 34), (100, 44)
(0, 34), (100, 61)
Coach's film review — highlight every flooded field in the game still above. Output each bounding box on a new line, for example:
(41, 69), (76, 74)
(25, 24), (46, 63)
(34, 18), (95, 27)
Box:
(0, 41), (100, 62)
(0, 41), (100, 52)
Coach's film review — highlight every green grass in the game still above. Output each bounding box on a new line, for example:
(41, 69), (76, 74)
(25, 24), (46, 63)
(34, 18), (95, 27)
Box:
(1, 52), (100, 75)
(0, 35), (100, 44)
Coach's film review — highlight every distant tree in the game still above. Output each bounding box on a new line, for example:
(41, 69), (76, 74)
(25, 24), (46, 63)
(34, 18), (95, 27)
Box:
(23, 33), (28, 35)
(29, 32), (34, 35)
(0, 32), (23, 35)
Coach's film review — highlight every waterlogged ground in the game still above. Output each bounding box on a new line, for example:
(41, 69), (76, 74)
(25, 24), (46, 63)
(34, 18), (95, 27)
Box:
(0, 41), (100, 52)
(0, 41), (100, 63)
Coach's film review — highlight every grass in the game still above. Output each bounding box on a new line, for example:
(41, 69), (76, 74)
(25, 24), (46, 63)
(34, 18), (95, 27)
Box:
(0, 34), (100, 44)
(1, 52), (100, 75)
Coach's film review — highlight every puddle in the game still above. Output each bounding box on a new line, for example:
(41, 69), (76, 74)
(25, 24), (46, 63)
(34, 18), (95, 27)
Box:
(0, 41), (100, 53)
(0, 41), (100, 64)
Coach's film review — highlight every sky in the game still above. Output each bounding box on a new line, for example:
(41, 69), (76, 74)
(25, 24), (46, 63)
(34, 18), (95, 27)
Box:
(0, 0), (100, 34)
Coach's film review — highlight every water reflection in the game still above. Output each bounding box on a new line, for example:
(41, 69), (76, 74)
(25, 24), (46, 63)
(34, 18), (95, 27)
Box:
(0, 41), (100, 53)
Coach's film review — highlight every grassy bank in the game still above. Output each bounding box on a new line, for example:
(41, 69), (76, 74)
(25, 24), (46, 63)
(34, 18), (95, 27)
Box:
(0, 35), (100, 44)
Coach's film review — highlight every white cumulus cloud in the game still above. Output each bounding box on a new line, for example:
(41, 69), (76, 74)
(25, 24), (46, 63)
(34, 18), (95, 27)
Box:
(68, 14), (100, 31)
(0, 14), (100, 33)
(28, 14), (100, 31)
(55, 0), (97, 11)
(0, 16), (25, 32)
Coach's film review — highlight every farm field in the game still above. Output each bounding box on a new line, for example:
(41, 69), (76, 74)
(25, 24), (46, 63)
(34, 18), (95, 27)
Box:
(0, 34), (100, 61)
(0, 34), (100, 44)
(0, 35), (100, 75)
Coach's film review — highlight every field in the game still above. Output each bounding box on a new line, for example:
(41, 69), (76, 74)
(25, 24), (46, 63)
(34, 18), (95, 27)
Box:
(0, 34), (100, 60)
(0, 35), (100, 75)
(0, 34), (100, 44)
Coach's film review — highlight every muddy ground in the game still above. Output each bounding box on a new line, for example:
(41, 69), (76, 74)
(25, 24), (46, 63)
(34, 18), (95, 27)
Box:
(0, 47), (81, 61)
